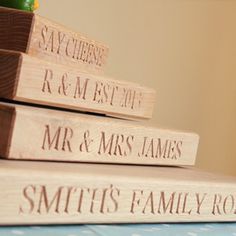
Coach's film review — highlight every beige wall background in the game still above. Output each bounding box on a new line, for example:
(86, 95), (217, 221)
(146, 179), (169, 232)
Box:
(38, 0), (236, 176)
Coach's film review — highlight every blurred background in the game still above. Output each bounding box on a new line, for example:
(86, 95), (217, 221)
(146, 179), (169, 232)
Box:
(38, 0), (236, 176)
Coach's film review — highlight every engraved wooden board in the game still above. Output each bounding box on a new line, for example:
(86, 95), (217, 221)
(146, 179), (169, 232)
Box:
(0, 160), (235, 224)
(0, 102), (198, 166)
(0, 7), (109, 74)
(0, 50), (156, 120)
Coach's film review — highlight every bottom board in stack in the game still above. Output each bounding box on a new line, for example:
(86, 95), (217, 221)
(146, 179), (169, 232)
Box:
(0, 160), (235, 224)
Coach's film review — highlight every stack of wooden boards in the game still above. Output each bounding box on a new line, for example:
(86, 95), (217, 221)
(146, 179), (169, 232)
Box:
(0, 7), (235, 225)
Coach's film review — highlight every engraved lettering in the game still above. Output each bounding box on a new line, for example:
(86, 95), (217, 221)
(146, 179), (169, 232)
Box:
(45, 30), (54, 52)
(64, 187), (76, 213)
(157, 192), (175, 214)
(57, 32), (66, 54)
(77, 188), (84, 213)
(42, 69), (53, 93)
(73, 77), (89, 100)
(212, 194), (222, 215)
(42, 125), (61, 150)
(138, 137), (183, 160)
(37, 186), (63, 213)
(18, 185), (236, 217)
(41, 125), (73, 152)
(58, 73), (71, 96)
(182, 193), (192, 214)
(196, 193), (206, 214)
(39, 25), (48, 49)
(98, 132), (134, 157)
(19, 185), (36, 214)
(37, 24), (107, 68)
(62, 127), (73, 152)
(79, 130), (93, 153)
(130, 190), (143, 214)
(98, 132), (114, 155)
(93, 81), (103, 103)
(223, 195), (235, 214)
(108, 185), (120, 213)
(142, 191), (155, 214)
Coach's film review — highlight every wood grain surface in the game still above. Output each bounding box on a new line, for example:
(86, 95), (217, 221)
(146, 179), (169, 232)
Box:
(0, 102), (199, 166)
(0, 7), (33, 52)
(0, 105), (16, 157)
(0, 7), (109, 74)
(0, 50), (156, 120)
(0, 159), (235, 224)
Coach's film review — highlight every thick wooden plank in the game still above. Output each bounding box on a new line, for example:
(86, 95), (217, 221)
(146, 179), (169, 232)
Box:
(0, 105), (16, 157)
(0, 7), (109, 74)
(0, 102), (198, 166)
(0, 50), (156, 120)
(0, 160), (235, 224)
(0, 51), (21, 98)
(0, 7), (33, 52)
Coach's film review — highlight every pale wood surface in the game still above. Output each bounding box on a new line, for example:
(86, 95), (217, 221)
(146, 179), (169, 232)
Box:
(0, 50), (156, 120)
(0, 159), (235, 224)
(0, 102), (198, 166)
(0, 7), (109, 74)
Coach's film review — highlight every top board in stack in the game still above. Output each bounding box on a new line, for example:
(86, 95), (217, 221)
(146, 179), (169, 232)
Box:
(0, 6), (109, 74)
